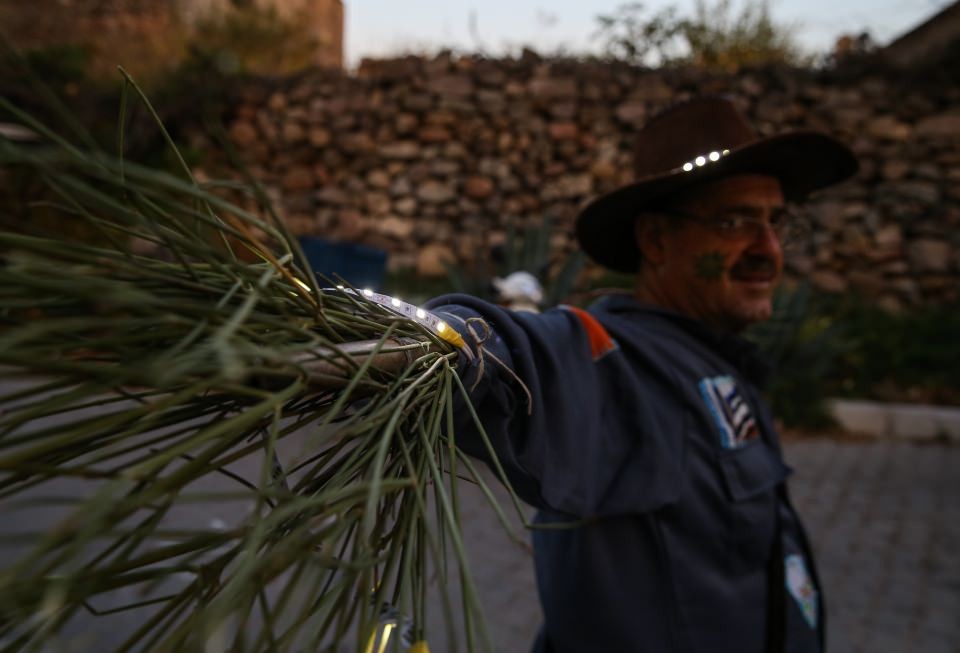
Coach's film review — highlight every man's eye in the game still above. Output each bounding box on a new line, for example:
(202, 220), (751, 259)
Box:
(716, 217), (744, 231)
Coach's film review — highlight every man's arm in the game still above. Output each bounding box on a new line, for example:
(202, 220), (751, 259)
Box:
(252, 338), (435, 391)
(259, 293), (685, 518)
(424, 294), (686, 517)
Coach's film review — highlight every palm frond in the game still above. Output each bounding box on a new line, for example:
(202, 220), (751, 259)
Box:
(0, 73), (520, 653)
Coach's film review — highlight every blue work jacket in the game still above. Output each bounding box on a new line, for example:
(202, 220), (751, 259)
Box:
(426, 293), (824, 653)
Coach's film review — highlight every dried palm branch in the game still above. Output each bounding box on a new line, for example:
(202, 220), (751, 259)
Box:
(0, 72), (527, 653)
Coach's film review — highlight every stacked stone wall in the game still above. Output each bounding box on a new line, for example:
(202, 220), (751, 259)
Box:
(223, 53), (960, 307)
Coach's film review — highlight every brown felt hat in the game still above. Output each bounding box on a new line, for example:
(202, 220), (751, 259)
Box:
(574, 96), (858, 273)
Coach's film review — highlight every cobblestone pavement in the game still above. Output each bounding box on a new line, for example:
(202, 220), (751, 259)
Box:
(2, 405), (956, 652)
(435, 438), (960, 653)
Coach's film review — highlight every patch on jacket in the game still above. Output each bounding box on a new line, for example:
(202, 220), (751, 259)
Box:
(561, 305), (618, 360)
(697, 375), (759, 449)
(785, 554), (818, 629)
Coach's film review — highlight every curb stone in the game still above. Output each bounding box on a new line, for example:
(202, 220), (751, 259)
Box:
(829, 399), (960, 441)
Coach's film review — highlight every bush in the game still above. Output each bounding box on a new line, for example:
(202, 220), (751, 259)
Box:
(682, 0), (807, 70)
(748, 285), (846, 428)
(749, 287), (960, 428)
(829, 300), (960, 405)
(594, 0), (808, 70)
(21, 44), (92, 88)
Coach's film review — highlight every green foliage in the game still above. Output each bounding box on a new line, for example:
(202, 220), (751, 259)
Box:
(748, 285), (847, 428)
(593, 2), (685, 66)
(594, 0), (808, 70)
(21, 44), (93, 88)
(0, 39), (244, 233)
(749, 286), (960, 428)
(829, 300), (960, 405)
(0, 66), (519, 653)
(683, 0), (806, 70)
(443, 218), (587, 309)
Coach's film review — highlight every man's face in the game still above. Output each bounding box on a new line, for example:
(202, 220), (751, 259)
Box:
(635, 174), (785, 332)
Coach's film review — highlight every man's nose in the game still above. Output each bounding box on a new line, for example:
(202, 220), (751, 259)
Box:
(747, 219), (783, 255)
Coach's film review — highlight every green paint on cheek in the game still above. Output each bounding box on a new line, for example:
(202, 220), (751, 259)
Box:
(694, 252), (726, 280)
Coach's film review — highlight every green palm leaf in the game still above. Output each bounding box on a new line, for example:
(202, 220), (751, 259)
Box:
(0, 72), (524, 653)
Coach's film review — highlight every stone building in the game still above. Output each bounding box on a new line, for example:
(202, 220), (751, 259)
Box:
(881, 0), (960, 70)
(0, 0), (344, 76)
(178, 0), (344, 68)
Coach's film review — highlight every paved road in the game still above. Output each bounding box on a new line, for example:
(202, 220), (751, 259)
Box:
(441, 438), (960, 653)
(3, 417), (957, 651)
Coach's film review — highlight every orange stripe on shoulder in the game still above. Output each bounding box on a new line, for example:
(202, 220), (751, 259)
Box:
(562, 305), (617, 360)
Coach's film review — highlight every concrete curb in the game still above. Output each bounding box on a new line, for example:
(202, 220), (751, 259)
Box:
(829, 398), (960, 441)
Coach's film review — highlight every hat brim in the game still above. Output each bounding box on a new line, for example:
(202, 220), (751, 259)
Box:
(575, 132), (859, 273)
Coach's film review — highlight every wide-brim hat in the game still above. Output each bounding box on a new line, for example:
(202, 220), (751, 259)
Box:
(574, 96), (859, 273)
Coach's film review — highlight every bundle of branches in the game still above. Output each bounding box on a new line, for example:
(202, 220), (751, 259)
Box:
(0, 75), (523, 653)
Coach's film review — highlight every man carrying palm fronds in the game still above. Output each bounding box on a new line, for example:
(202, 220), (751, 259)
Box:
(423, 97), (856, 653)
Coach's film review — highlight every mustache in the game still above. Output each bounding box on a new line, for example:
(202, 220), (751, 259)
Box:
(730, 255), (778, 276)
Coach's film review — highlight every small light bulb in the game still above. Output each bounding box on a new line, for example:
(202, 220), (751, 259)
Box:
(391, 297), (401, 307)
(708, 151), (720, 162)
(363, 288), (373, 297)
(336, 285), (345, 290)
(415, 308), (426, 319)
(682, 162), (694, 172)
(437, 321), (447, 333)
(375, 622), (396, 653)
(722, 149), (730, 155)
(695, 156), (706, 167)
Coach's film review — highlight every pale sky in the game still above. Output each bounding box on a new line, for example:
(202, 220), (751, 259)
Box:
(344, 0), (951, 68)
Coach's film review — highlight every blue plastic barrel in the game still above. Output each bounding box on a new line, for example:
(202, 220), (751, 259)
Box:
(298, 237), (387, 290)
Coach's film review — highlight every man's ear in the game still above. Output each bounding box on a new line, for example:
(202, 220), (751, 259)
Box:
(635, 214), (667, 266)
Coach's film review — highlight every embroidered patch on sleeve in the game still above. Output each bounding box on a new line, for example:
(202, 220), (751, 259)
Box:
(697, 375), (759, 449)
(561, 305), (618, 361)
(785, 554), (819, 629)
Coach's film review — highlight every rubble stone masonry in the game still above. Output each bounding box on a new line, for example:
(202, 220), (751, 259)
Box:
(220, 53), (959, 306)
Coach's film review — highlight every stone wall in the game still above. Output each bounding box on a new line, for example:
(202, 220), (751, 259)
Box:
(223, 54), (960, 307)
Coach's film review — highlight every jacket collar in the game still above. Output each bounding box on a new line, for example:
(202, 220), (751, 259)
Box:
(593, 293), (773, 387)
